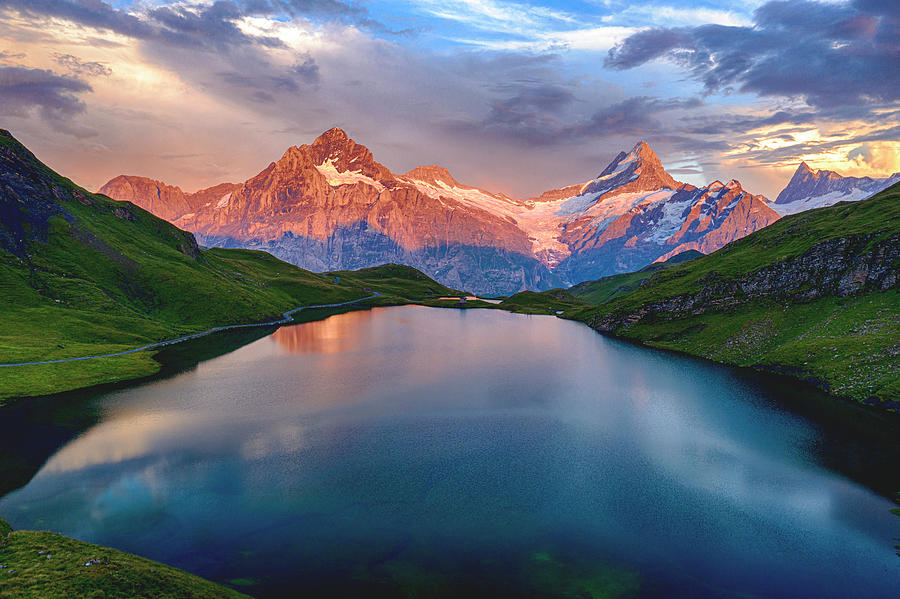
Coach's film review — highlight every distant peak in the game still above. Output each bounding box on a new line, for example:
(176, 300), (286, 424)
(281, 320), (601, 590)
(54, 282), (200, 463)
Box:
(798, 161), (813, 174)
(405, 165), (460, 186)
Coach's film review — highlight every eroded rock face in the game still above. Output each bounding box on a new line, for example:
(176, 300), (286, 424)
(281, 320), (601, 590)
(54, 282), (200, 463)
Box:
(0, 130), (74, 258)
(589, 234), (900, 333)
(99, 176), (240, 223)
(99, 131), (780, 293)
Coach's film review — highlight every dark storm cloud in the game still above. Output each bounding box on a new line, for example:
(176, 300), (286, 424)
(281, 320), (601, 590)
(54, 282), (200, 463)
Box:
(217, 56), (318, 96)
(475, 92), (702, 145)
(0, 66), (90, 116)
(605, 0), (900, 110)
(0, 0), (153, 38)
(0, 65), (95, 136)
(54, 53), (112, 77)
(146, 1), (285, 49)
(477, 83), (575, 143)
(575, 96), (702, 138)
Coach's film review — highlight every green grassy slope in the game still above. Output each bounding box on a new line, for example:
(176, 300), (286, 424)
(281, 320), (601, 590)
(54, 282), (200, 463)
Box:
(326, 263), (462, 299)
(0, 519), (248, 599)
(568, 185), (900, 408)
(570, 250), (703, 304)
(498, 289), (589, 314)
(0, 131), (455, 401)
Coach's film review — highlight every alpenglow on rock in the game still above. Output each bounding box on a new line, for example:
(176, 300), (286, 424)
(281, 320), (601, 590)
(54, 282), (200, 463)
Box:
(99, 129), (779, 294)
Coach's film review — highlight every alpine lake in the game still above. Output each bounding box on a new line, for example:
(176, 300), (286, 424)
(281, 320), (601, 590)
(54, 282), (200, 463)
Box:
(1, 306), (898, 598)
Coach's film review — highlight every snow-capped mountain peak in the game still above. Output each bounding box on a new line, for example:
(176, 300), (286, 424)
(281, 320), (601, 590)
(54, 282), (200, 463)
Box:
(773, 162), (899, 215)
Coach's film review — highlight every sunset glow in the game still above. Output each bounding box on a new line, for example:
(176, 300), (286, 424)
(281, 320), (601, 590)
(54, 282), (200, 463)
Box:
(1, 0), (896, 199)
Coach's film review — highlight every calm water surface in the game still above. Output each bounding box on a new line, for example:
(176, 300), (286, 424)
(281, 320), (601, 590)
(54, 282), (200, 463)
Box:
(1, 306), (899, 598)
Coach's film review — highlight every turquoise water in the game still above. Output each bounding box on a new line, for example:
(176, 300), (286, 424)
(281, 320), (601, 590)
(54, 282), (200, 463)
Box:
(1, 306), (898, 597)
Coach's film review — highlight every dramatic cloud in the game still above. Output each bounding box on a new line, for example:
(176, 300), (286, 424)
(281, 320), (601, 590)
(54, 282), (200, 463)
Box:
(0, 0), (396, 48)
(474, 91), (703, 145)
(606, 0), (900, 110)
(0, 0), (896, 198)
(0, 65), (94, 136)
(848, 142), (900, 174)
(0, 66), (89, 116)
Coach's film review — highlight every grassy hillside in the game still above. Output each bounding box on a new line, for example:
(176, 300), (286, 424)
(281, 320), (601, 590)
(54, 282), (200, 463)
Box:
(498, 289), (588, 314)
(0, 130), (456, 401)
(568, 185), (900, 408)
(0, 518), (248, 599)
(570, 250), (702, 304)
(326, 263), (462, 299)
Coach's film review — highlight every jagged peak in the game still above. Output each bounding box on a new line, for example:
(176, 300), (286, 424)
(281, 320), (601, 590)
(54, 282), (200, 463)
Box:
(598, 140), (663, 178)
(792, 161), (845, 182)
(631, 140), (657, 159)
(278, 128), (391, 181)
(314, 127), (350, 145)
(725, 179), (741, 189)
(708, 180), (725, 190)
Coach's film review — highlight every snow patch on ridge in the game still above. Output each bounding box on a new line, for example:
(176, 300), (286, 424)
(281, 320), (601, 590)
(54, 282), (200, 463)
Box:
(648, 193), (695, 243)
(316, 159), (385, 190)
(215, 192), (231, 209)
(556, 191), (603, 216)
(769, 187), (874, 216)
(402, 177), (523, 220)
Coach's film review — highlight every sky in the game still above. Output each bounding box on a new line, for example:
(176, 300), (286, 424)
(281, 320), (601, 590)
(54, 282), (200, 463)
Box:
(0, 0), (897, 199)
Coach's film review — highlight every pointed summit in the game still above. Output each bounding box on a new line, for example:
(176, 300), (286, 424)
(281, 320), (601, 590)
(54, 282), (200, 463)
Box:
(583, 140), (678, 198)
(313, 127), (350, 147)
(632, 140), (657, 160)
(597, 140), (666, 178)
(798, 161), (814, 175)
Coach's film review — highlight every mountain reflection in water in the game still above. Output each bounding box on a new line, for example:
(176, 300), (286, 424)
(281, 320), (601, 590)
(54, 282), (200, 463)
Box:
(271, 309), (374, 355)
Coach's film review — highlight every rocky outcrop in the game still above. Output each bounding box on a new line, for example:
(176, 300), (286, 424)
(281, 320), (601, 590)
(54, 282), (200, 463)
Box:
(0, 133), (73, 258)
(589, 234), (900, 332)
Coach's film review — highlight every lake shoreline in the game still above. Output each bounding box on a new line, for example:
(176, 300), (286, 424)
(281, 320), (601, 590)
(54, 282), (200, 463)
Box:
(3, 305), (898, 598)
(4, 298), (896, 422)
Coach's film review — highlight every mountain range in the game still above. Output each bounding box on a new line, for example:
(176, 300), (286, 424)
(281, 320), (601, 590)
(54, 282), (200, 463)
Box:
(100, 129), (781, 295)
(772, 162), (900, 215)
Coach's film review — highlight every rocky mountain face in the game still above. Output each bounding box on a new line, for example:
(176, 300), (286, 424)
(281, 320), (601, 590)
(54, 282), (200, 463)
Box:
(99, 129), (778, 294)
(1, 131), (75, 259)
(590, 233), (899, 334)
(99, 175), (240, 222)
(772, 162), (900, 215)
